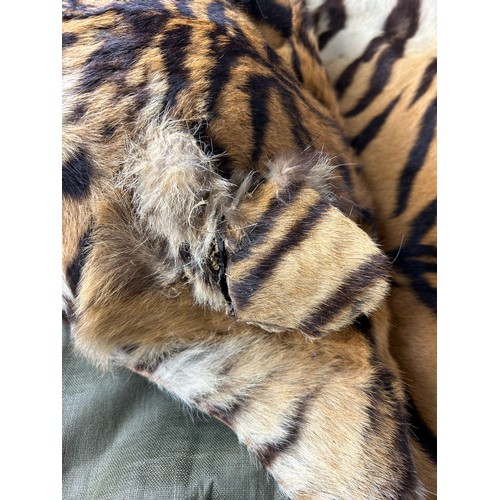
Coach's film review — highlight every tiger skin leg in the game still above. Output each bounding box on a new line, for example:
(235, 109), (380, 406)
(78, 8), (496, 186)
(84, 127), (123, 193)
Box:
(63, 0), (427, 497)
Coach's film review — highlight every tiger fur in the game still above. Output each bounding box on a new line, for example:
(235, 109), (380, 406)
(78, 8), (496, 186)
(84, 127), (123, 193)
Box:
(308, 0), (437, 495)
(62, 0), (430, 498)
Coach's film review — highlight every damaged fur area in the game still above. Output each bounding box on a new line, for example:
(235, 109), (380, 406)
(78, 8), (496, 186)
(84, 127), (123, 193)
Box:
(118, 118), (248, 310)
(267, 151), (340, 191)
(265, 151), (359, 210)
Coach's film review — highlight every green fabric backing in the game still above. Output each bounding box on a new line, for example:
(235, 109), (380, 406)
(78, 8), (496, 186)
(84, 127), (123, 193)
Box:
(63, 325), (287, 500)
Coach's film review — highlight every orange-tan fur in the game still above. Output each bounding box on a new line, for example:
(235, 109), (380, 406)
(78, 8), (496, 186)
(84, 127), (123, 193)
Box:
(63, 0), (429, 497)
(309, 0), (437, 495)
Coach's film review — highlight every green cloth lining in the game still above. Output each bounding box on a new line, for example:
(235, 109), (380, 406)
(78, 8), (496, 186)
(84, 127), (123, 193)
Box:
(63, 325), (286, 500)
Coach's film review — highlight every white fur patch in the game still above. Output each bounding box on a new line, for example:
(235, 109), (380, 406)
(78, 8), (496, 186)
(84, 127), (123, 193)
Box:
(62, 271), (74, 318)
(148, 337), (247, 402)
(309, 0), (436, 78)
(405, 0), (436, 56)
(309, 0), (398, 77)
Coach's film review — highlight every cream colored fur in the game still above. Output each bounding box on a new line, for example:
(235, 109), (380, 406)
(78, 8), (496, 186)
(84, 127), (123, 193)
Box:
(119, 118), (234, 310)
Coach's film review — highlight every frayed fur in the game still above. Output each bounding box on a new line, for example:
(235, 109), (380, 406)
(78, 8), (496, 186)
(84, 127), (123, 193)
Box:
(266, 151), (351, 197)
(119, 118), (250, 310)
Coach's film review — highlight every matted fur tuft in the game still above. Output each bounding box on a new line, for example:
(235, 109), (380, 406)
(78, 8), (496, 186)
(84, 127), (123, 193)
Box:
(119, 118), (244, 310)
(118, 119), (229, 308)
(267, 151), (338, 189)
(266, 151), (357, 204)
